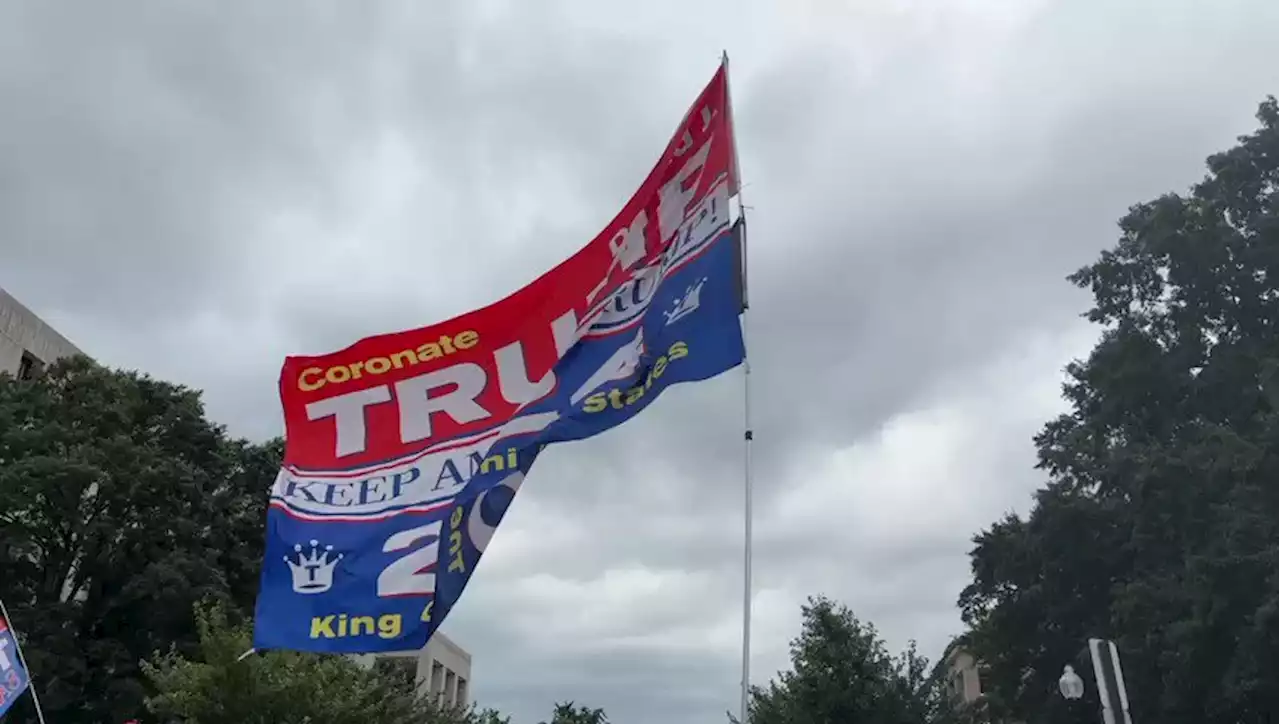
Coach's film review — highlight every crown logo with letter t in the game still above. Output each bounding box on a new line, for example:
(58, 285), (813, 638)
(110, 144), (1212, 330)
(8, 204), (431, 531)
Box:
(284, 539), (344, 594)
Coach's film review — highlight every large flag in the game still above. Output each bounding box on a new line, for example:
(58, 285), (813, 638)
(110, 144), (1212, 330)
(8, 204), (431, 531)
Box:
(0, 615), (32, 717)
(253, 63), (744, 653)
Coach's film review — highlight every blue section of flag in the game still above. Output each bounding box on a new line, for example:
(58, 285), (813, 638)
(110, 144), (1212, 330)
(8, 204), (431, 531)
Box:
(253, 222), (745, 653)
(0, 617), (32, 718)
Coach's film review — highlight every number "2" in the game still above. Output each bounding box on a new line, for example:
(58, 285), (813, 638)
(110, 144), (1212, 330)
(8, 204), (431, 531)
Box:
(377, 521), (441, 598)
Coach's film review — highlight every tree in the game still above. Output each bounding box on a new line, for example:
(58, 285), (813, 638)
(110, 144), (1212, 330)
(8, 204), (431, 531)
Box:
(0, 356), (279, 723)
(539, 701), (610, 724)
(739, 596), (935, 724)
(958, 97), (1277, 724)
(143, 602), (504, 724)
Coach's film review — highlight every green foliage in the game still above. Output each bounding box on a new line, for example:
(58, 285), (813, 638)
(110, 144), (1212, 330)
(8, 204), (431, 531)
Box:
(539, 701), (610, 724)
(143, 601), (499, 724)
(741, 596), (936, 724)
(0, 356), (280, 723)
(958, 97), (1278, 724)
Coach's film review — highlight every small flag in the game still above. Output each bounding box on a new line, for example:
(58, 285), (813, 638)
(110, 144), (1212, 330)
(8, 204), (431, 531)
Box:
(0, 614), (32, 718)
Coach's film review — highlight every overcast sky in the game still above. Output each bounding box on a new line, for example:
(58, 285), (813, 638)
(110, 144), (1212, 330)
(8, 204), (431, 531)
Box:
(2, 1), (1276, 722)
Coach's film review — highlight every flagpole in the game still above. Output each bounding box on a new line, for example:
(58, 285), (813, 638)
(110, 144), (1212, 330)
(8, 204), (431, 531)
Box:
(738, 221), (754, 724)
(0, 598), (49, 724)
(722, 50), (753, 724)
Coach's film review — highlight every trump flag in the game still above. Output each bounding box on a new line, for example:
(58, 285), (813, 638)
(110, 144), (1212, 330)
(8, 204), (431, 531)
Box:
(0, 615), (32, 718)
(253, 63), (744, 653)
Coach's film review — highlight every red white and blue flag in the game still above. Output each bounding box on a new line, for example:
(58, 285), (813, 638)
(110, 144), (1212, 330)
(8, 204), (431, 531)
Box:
(253, 62), (745, 654)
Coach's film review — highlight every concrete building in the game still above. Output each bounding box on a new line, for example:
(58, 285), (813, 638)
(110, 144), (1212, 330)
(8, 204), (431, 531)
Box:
(940, 640), (1030, 724)
(943, 642), (985, 705)
(352, 631), (472, 708)
(0, 287), (82, 378)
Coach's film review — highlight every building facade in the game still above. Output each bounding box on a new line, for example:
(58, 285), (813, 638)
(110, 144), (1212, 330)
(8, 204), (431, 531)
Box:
(944, 644), (984, 705)
(0, 287), (82, 377)
(352, 631), (472, 708)
(941, 641), (1031, 724)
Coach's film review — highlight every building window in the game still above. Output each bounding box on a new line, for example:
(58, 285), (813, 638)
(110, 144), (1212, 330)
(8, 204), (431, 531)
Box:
(430, 661), (445, 703)
(17, 351), (44, 381)
(444, 670), (457, 707)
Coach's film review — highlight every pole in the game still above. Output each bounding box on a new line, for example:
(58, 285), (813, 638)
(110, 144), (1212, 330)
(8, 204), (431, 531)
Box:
(738, 239), (754, 724)
(722, 50), (753, 724)
(0, 598), (49, 724)
(1089, 638), (1134, 724)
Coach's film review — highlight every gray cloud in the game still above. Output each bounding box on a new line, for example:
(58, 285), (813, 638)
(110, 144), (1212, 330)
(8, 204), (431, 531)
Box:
(2, 0), (1276, 722)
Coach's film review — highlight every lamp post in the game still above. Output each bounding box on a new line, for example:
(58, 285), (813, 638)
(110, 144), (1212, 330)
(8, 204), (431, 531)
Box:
(1059, 664), (1085, 700)
(1058, 639), (1134, 724)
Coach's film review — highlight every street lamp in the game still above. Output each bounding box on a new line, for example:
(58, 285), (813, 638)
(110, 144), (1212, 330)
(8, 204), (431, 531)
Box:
(1059, 664), (1085, 700)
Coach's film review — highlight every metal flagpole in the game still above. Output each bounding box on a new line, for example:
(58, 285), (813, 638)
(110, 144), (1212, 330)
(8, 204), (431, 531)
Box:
(737, 222), (754, 724)
(0, 597), (49, 724)
(721, 50), (754, 724)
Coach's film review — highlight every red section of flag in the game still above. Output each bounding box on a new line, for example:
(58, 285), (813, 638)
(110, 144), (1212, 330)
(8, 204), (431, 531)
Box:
(279, 65), (736, 471)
